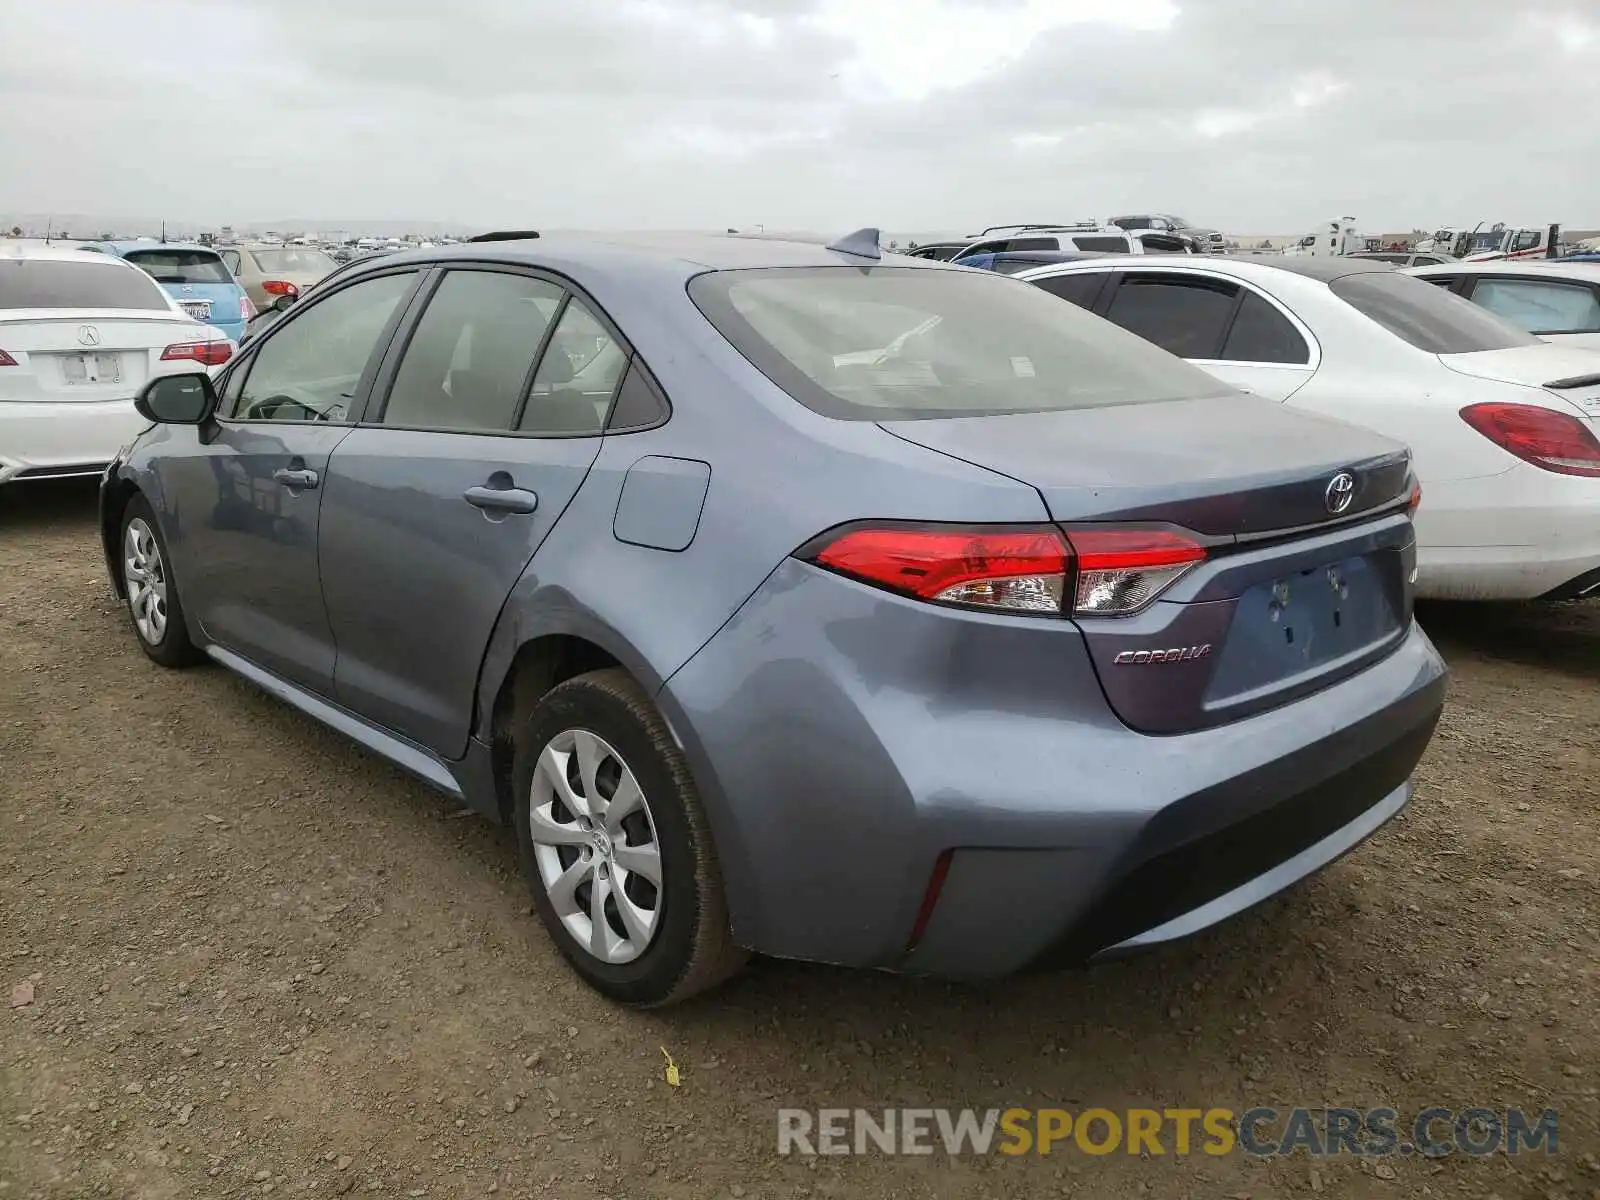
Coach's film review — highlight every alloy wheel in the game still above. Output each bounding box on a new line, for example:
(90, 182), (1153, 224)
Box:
(528, 729), (663, 964)
(124, 518), (169, 645)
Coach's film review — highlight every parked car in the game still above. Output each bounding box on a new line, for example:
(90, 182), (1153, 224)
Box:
(79, 241), (252, 342)
(950, 249), (1110, 274)
(1013, 254), (1600, 602)
(217, 244), (338, 310)
(101, 232), (1446, 1005)
(0, 244), (233, 486)
(1347, 252), (1453, 268)
(956, 223), (1191, 257)
(1404, 260), (1600, 351)
(1108, 214), (1225, 254)
(900, 241), (970, 261)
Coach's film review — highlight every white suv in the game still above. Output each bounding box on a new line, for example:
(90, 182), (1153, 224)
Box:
(951, 223), (1193, 258)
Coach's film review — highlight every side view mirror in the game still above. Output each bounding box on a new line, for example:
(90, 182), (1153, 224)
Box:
(135, 372), (219, 425)
(271, 293), (296, 313)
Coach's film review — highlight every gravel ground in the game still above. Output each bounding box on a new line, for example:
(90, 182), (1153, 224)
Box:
(2, 481), (1597, 1200)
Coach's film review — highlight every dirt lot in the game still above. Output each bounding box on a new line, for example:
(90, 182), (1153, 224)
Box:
(2, 482), (1597, 1200)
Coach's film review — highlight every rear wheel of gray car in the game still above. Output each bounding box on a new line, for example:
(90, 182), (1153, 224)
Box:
(512, 668), (746, 1006)
(119, 495), (202, 668)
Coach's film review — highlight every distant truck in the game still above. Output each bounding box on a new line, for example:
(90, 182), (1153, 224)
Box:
(1282, 217), (1370, 258)
(1415, 223), (1562, 261)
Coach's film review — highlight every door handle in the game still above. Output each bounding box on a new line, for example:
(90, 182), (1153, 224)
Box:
(464, 485), (538, 515)
(273, 467), (320, 489)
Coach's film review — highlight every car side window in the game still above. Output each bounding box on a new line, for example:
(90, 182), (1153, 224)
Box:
(1071, 236), (1132, 253)
(1513, 230), (1542, 253)
(219, 250), (241, 274)
(235, 272), (415, 423)
(1471, 278), (1600, 334)
(1006, 237), (1058, 251)
(379, 270), (565, 432)
(517, 298), (626, 435)
(606, 358), (670, 431)
(220, 354), (251, 417)
(1103, 274), (1239, 358)
(1422, 277), (1457, 289)
(1219, 291), (1311, 364)
(1031, 272), (1108, 310)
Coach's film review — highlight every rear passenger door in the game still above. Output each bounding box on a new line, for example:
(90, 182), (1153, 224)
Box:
(316, 266), (634, 756)
(1096, 271), (1316, 401)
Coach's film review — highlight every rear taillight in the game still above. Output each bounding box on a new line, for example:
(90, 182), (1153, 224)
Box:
(1066, 528), (1208, 616)
(1460, 402), (1600, 478)
(162, 342), (234, 366)
(0, 350), (16, 366)
(262, 280), (299, 298)
(811, 525), (1070, 614)
(240, 293), (256, 320)
(1406, 476), (1422, 516)
(803, 523), (1208, 617)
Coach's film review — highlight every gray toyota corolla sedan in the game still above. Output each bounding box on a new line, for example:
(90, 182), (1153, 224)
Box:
(99, 230), (1447, 1006)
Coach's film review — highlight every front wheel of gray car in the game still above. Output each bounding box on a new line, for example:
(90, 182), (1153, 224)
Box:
(513, 668), (747, 1006)
(119, 495), (202, 669)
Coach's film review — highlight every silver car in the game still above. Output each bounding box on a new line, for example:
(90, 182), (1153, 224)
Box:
(100, 232), (1447, 1005)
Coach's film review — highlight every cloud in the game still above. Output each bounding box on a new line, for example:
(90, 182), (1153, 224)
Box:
(1, 0), (1595, 234)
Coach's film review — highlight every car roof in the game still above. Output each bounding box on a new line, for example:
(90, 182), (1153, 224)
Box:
(331, 232), (954, 284)
(102, 240), (219, 255)
(1014, 252), (1395, 283)
(0, 242), (146, 266)
(1408, 259), (1600, 278)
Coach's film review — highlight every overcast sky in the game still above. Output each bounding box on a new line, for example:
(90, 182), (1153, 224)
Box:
(3, 0), (1596, 234)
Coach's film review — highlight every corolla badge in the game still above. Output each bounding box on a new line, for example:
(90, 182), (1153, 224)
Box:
(1113, 644), (1212, 665)
(76, 325), (101, 347)
(1324, 471), (1356, 515)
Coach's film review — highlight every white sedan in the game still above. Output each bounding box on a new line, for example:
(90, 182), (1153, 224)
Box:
(1403, 259), (1600, 352)
(1013, 254), (1600, 602)
(0, 244), (235, 487)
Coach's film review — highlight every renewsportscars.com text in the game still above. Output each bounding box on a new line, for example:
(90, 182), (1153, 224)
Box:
(776, 1107), (1558, 1158)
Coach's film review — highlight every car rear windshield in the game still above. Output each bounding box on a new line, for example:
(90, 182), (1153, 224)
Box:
(688, 265), (1233, 420)
(0, 259), (168, 310)
(124, 249), (234, 285)
(1329, 270), (1541, 353)
(252, 248), (336, 274)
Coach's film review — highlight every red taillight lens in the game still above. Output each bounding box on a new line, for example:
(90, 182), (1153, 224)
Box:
(162, 341), (234, 366)
(1460, 402), (1600, 478)
(810, 525), (1071, 614)
(240, 293), (256, 320)
(804, 523), (1209, 617)
(1406, 476), (1422, 516)
(0, 349), (16, 366)
(1065, 528), (1208, 616)
(262, 280), (299, 298)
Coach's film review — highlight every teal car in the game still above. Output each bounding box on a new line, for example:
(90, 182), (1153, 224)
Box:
(78, 242), (251, 343)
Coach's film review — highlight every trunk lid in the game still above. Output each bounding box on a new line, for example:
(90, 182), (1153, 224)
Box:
(879, 394), (1410, 535)
(0, 312), (216, 403)
(1440, 344), (1600, 418)
(881, 395), (1418, 734)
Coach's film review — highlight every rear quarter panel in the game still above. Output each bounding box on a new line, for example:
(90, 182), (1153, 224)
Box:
(470, 295), (1050, 738)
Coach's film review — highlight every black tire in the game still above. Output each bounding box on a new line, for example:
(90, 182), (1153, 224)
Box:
(118, 494), (202, 668)
(513, 668), (747, 1006)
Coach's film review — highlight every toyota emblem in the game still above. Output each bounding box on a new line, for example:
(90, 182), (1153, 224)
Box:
(1324, 471), (1356, 515)
(76, 325), (101, 347)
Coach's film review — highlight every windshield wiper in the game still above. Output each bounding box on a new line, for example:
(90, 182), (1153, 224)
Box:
(1544, 373), (1600, 389)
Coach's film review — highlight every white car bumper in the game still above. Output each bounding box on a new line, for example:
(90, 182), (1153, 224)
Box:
(0, 398), (150, 485)
(1414, 465), (1600, 600)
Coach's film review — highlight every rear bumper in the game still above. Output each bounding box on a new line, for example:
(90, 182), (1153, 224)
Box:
(0, 399), (147, 486)
(659, 559), (1448, 977)
(1414, 467), (1600, 600)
